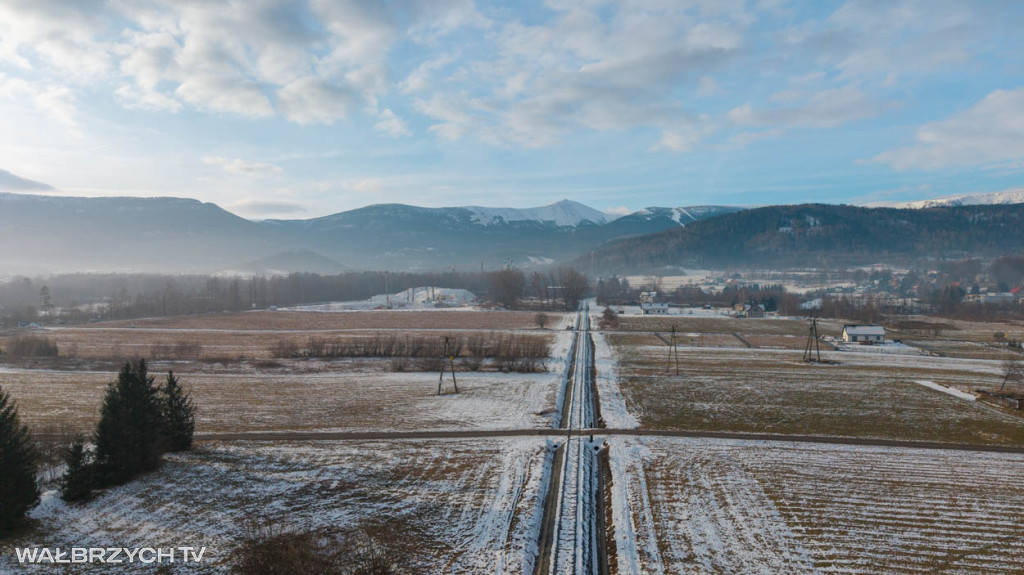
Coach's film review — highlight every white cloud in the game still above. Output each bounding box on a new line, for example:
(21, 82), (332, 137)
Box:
(874, 88), (1024, 170)
(602, 205), (634, 218)
(226, 199), (307, 216)
(652, 117), (714, 152)
(176, 76), (274, 118)
(341, 177), (386, 193)
(400, 53), (457, 94)
(729, 87), (889, 128)
(721, 128), (785, 150)
(114, 84), (183, 112)
(203, 156), (283, 177)
(277, 77), (355, 125)
(374, 108), (411, 137)
(0, 74), (81, 136)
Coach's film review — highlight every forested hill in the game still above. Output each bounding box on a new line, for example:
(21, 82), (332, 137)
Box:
(577, 203), (1024, 273)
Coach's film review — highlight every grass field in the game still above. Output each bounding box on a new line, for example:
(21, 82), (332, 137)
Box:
(630, 437), (1024, 574)
(3, 327), (555, 361)
(0, 438), (551, 574)
(84, 309), (560, 331)
(607, 334), (1024, 445)
(616, 316), (844, 337)
(1, 366), (563, 434)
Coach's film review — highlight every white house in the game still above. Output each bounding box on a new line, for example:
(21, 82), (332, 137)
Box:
(639, 291), (659, 304)
(842, 324), (885, 344)
(641, 302), (669, 315)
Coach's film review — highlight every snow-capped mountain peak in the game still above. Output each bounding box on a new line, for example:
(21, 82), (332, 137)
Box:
(464, 199), (608, 227)
(866, 188), (1024, 209)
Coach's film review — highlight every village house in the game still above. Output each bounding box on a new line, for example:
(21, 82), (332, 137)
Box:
(734, 302), (765, 318)
(639, 291), (658, 304)
(842, 324), (886, 344)
(640, 302), (669, 315)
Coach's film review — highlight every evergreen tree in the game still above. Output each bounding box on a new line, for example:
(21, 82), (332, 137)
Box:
(161, 371), (195, 452)
(60, 435), (93, 502)
(0, 385), (39, 531)
(93, 360), (164, 487)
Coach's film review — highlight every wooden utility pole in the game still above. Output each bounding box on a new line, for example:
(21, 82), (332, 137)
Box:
(803, 318), (822, 363)
(438, 336), (459, 395)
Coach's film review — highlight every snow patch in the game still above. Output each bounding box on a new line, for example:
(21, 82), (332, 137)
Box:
(465, 200), (608, 227)
(281, 287), (477, 311)
(913, 379), (976, 401)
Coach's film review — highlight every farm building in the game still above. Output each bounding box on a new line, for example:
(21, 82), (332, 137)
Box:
(842, 324), (885, 344)
(639, 291), (659, 304)
(741, 303), (765, 318)
(641, 302), (669, 315)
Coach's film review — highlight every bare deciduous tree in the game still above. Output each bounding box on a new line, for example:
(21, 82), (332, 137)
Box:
(559, 268), (589, 310)
(1000, 358), (1024, 392)
(535, 312), (550, 329)
(488, 269), (525, 308)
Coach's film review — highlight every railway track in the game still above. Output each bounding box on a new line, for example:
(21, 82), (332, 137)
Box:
(535, 303), (609, 575)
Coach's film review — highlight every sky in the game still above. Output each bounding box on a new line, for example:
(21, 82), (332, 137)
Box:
(1, 0), (1023, 220)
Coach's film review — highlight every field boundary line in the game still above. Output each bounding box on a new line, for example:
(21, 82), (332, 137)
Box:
(193, 428), (1024, 454)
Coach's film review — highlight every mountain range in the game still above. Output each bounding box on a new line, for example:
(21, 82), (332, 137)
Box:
(4, 189), (1024, 276)
(0, 194), (737, 275)
(578, 202), (1024, 273)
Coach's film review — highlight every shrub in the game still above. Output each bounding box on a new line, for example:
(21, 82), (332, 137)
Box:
(3, 335), (59, 360)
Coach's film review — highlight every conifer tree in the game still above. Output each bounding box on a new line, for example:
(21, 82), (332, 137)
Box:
(93, 359), (164, 487)
(161, 371), (195, 452)
(60, 435), (93, 502)
(0, 385), (39, 531)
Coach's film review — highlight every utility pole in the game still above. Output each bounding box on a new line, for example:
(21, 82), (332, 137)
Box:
(803, 317), (822, 363)
(438, 336), (459, 395)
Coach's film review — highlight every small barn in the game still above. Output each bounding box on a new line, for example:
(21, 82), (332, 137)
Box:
(842, 324), (885, 344)
(641, 302), (669, 315)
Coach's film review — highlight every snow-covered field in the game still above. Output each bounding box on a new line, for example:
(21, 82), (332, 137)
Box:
(608, 336), (1024, 444)
(2, 368), (563, 434)
(0, 439), (550, 574)
(624, 436), (1024, 574)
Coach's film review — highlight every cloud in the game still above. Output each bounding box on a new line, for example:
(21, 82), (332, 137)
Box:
(399, 53), (457, 94)
(176, 76), (274, 118)
(0, 74), (81, 136)
(652, 118), (715, 153)
(873, 88), (1024, 170)
(341, 177), (386, 194)
(0, 168), (55, 192)
(729, 87), (890, 128)
(602, 205), (634, 218)
(277, 77), (355, 125)
(203, 156), (283, 177)
(721, 129), (785, 150)
(374, 108), (411, 137)
(226, 199), (307, 216)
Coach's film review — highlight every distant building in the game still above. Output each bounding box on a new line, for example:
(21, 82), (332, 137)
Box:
(639, 291), (659, 304)
(980, 292), (1016, 305)
(742, 303), (766, 318)
(641, 302), (669, 315)
(842, 324), (885, 344)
